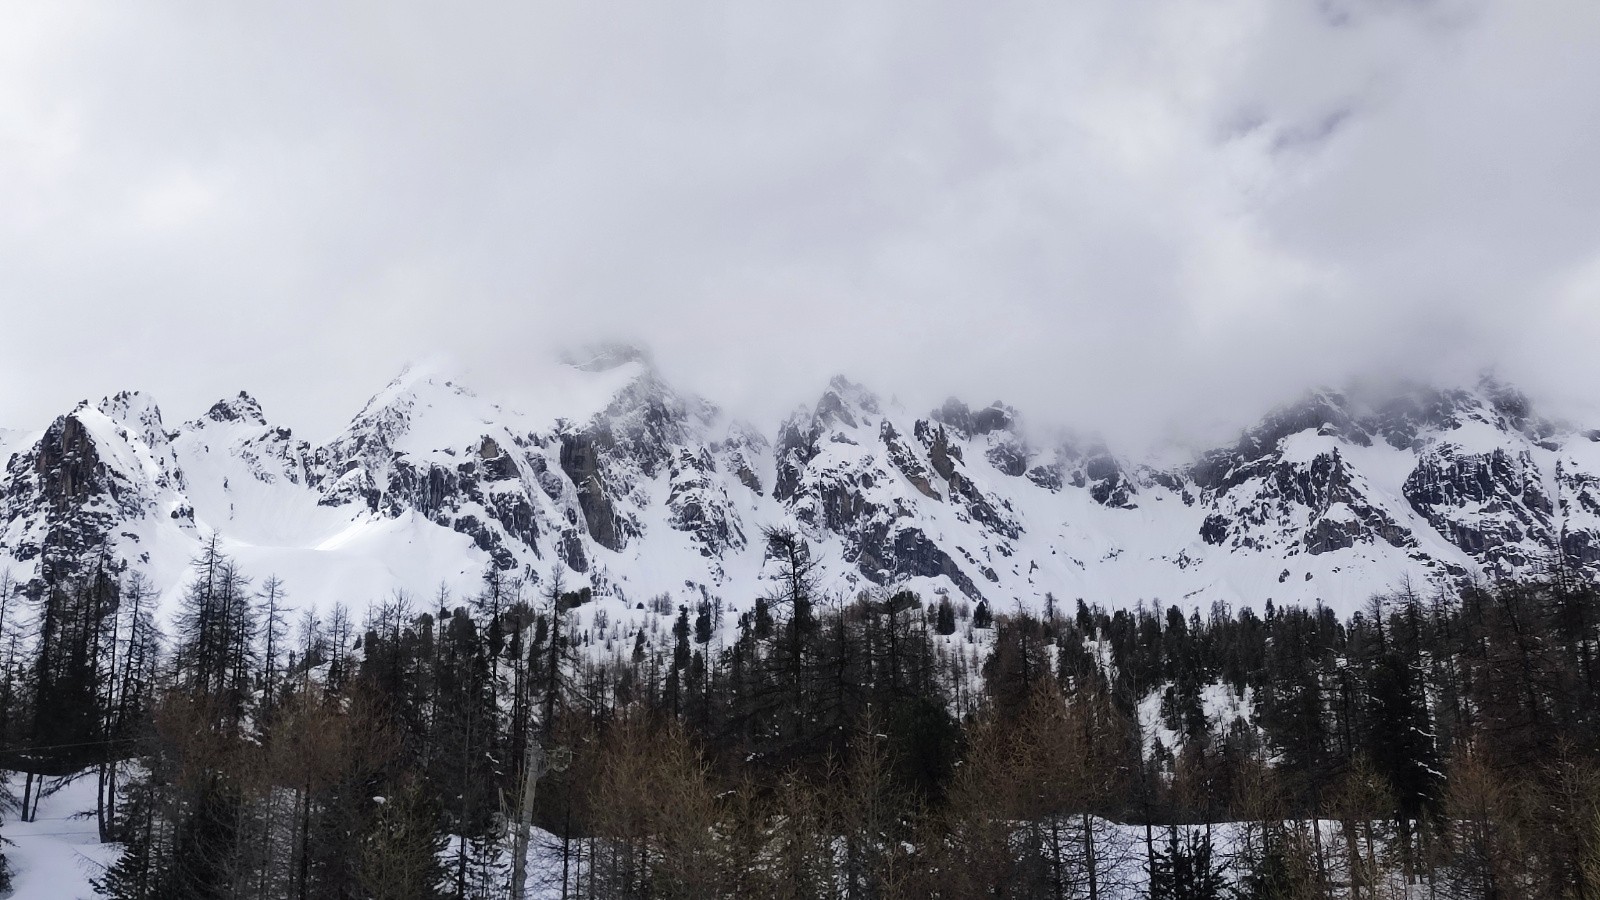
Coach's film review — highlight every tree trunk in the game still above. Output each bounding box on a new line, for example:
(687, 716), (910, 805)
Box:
(1084, 811), (1099, 900)
(297, 785), (311, 900)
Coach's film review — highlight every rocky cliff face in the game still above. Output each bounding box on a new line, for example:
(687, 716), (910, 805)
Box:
(1, 360), (1596, 615)
(0, 393), (192, 583)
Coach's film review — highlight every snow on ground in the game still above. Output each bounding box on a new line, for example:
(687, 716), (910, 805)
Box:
(0, 765), (1441, 899)
(3, 773), (117, 899)
(1138, 681), (1256, 762)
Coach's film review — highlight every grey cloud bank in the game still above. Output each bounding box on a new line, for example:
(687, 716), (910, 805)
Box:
(2, 0), (1598, 447)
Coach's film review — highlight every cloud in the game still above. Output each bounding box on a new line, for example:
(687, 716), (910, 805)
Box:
(1, 0), (1597, 447)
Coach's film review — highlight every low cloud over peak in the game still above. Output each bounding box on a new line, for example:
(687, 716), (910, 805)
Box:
(2, 0), (1596, 449)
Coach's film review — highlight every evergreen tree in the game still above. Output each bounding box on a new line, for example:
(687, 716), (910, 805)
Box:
(1148, 825), (1226, 900)
(1361, 596), (1443, 829)
(935, 595), (957, 636)
(973, 599), (993, 629)
(93, 773), (167, 900)
(1233, 829), (1314, 900)
(693, 601), (713, 645)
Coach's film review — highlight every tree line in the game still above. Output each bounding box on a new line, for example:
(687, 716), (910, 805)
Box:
(0, 529), (1598, 898)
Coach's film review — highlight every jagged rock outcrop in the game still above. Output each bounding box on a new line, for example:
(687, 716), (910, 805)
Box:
(0, 361), (1595, 615)
(1403, 444), (1554, 571)
(1199, 446), (1414, 556)
(1, 394), (190, 581)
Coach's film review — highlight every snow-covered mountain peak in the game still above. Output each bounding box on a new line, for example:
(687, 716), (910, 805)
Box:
(363, 360), (479, 415)
(816, 375), (883, 426)
(590, 360), (713, 433)
(2, 366), (1598, 618)
(330, 362), (505, 460)
(546, 342), (704, 436)
(92, 390), (175, 455)
(932, 397), (1018, 439)
(1225, 390), (1369, 465)
(562, 342), (651, 374)
(195, 391), (268, 428)
(0, 389), (196, 583)
(1313, 376), (1554, 452)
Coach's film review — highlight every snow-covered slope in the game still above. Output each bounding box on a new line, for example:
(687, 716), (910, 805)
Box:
(2, 772), (120, 899)
(2, 355), (1597, 618)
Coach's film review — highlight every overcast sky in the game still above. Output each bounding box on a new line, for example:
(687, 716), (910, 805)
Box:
(3, 0), (1599, 446)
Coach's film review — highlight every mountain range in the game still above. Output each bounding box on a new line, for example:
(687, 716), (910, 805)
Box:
(3, 345), (1597, 616)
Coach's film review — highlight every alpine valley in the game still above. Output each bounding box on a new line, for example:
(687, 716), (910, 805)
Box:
(4, 345), (1598, 617)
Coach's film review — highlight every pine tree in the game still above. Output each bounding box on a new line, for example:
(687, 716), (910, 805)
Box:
(24, 561), (117, 783)
(935, 595), (957, 636)
(430, 605), (502, 897)
(1148, 825), (1226, 900)
(93, 773), (168, 900)
(257, 574), (290, 727)
(761, 526), (822, 754)
(752, 596), (773, 640)
(693, 601), (713, 645)
(171, 539), (257, 730)
(973, 599), (992, 629)
(1361, 595), (1442, 867)
(1234, 830), (1315, 900)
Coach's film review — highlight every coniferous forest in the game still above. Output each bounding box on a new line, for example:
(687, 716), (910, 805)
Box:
(2, 529), (1599, 899)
